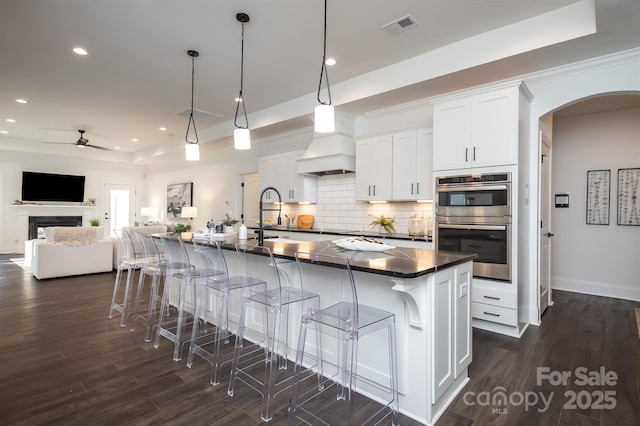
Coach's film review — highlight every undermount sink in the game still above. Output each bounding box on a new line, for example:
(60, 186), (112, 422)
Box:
(267, 238), (307, 244)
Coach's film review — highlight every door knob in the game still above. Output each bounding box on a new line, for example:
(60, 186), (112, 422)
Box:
(547, 232), (554, 237)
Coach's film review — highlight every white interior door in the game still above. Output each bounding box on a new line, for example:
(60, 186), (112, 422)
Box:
(103, 183), (136, 237)
(539, 135), (553, 316)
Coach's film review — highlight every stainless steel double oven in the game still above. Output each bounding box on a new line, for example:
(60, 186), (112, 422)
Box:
(435, 172), (512, 282)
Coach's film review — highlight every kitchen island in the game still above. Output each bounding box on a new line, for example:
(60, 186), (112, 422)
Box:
(183, 235), (475, 425)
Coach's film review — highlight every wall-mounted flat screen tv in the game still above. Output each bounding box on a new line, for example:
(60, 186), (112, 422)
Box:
(21, 171), (86, 203)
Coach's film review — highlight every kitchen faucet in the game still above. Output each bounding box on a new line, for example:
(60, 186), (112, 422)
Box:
(258, 186), (282, 245)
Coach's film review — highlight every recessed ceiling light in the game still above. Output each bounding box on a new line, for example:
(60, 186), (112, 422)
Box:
(114, 146), (121, 150)
(15, 99), (27, 104)
(325, 58), (336, 66)
(0, 130), (8, 134)
(72, 47), (88, 56)
(159, 127), (167, 131)
(131, 138), (139, 142)
(6, 118), (16, 123)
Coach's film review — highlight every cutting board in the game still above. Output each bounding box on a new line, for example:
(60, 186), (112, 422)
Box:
(297, 215), (314, 230)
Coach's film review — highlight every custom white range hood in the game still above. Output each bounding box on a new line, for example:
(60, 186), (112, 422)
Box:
(296, 133), (355, 175)
(297, 112), (356, 176)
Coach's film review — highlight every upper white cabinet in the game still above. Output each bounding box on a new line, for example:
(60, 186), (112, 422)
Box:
(433, 82), (531, 171)
(355, 134), (393, 201)
(258, 150), (317, 203)
(392, 128), (433, 201)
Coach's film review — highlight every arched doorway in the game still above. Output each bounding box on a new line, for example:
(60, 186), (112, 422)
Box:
(535, 90), (640, 323)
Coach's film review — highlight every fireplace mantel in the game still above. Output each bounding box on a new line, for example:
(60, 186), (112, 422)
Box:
(12, 204), (98, 253)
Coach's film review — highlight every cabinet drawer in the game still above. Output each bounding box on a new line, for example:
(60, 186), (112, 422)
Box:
(472, 284), (516, 309)
(472, 302), (517, 326)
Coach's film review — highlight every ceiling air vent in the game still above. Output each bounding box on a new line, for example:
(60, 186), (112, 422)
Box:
(176, 107), (223, 123)
(382, 15), (418, 36)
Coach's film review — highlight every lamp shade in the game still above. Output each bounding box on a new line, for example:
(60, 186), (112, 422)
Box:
(234, 128), (251, 150)
(185, 143), (200, 161)
(140, 207), (155, 217)
(181, 206), (198, 218)
(314, 104), (335, 133)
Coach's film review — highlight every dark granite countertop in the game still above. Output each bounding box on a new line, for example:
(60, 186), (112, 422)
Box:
(246, 225), (433, 243)
(177, 234), (473, 280)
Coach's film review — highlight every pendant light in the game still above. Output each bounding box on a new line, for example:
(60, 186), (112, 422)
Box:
(184, 49), (200, 161)
(234, 13), (251, 150)
(314, 0), (334, 133)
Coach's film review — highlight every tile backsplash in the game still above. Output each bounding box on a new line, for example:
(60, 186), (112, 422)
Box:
(278, 174), (433, 235)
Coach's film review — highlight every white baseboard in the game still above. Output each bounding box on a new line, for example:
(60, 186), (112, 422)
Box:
(552, 277), (640, 302)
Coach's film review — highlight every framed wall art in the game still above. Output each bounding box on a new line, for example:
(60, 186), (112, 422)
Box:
(586, 169), (610, 225)
(167, 182), (193, 218)
(617, 168), (640, 226)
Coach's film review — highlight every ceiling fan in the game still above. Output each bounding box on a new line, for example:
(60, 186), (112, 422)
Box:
(44, 129), (112, 151)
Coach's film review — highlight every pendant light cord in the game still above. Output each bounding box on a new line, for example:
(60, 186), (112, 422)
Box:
(234, 20), (249, 129)
(185, 51), (199, 144)
(317, 0), (331, 106)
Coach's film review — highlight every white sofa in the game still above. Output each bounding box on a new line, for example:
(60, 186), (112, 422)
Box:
(112, 225), (168, 268)
(27, 226), (114, 280)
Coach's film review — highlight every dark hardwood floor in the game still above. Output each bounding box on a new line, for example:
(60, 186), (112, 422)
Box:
(1, 254), (638, 425)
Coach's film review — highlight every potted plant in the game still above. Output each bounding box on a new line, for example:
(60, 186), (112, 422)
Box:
(222, 214), (239, 233)
(88, 218), (101, 227)
(369, 214), (396, 234)
(174, 223), (192, 238)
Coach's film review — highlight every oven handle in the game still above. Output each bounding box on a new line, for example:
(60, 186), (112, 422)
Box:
(436, 184), (509, 192)
(438, 223), (507, 231)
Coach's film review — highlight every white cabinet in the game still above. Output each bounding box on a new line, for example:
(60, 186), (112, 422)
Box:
(355, 134), (392, 201)
(392, 128), (433, 201)
(433, 82), (530, 171)
(454, 261), (472, 378)
(471, 280), (518, 327)
(258, 150), (317, 203)
(431, 260), (472, 403)
(431, 267), (455, 403)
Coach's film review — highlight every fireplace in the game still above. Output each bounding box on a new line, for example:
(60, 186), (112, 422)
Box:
(28, 216), (83, 240)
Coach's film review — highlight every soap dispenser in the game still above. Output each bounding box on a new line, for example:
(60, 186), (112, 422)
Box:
(238, 222), (248, 240)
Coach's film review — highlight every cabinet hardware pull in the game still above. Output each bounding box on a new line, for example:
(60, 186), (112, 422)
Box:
(368, 185), (371, 196)
(484, 295), (500, 300)
(417, 183), (420, 194)
(465, 147), (468, 162)
(373, 185), (376, 196)
(411, 183), (414, 195)
(473, 147), (476, 161)
(484, 311), (500, 317)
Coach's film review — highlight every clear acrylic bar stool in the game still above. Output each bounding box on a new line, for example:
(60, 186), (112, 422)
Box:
(227, 243), (321, 422)
(288, 251), (399, 426)
(108, 229), (150, 327)
(186, 239), (267, 385)
(130, 232), (165, 342)
(154, 235), (223, 361)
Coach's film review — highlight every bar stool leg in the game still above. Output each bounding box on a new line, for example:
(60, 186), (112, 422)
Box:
(388, 321), (400, 426)
(144, 275), (161, 343)
(262, 305), (282, 422)
(108, 266), (124, 319)
(130, 268), (146, 332)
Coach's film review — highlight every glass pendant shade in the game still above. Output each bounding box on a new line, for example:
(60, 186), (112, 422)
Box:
(314, 104), (335, 133)
(234, 128), (251, 150)
(185, 142), (199, 161)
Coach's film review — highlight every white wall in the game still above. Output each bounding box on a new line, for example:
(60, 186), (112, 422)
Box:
(551, 105), (640, 300)
(524, 48), (640, 318)
(143, 129), (311, 232)
(0, 151), (146, 254)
